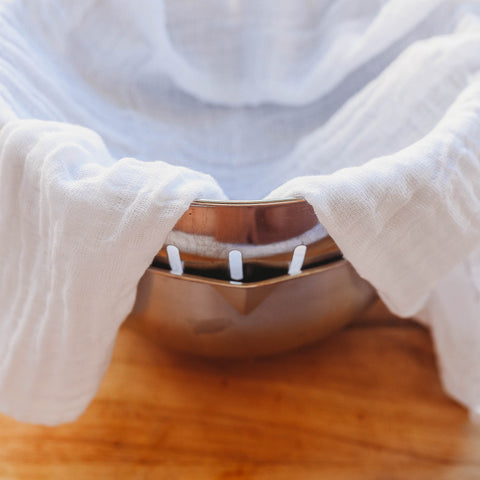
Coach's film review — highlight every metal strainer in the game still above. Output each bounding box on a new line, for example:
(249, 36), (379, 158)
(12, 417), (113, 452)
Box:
(128, 199), (376, 357)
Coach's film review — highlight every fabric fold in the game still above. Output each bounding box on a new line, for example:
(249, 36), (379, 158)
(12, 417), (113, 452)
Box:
(269, 77), (480, 317)
(0, 119), (225, 424)
(3, 0), (480, 424)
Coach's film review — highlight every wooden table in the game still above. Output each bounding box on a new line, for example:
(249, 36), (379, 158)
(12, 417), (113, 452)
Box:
(0, 301), (478, 480)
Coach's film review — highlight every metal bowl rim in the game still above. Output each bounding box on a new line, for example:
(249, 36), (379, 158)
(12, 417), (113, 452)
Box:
(192, 198), (306, 207)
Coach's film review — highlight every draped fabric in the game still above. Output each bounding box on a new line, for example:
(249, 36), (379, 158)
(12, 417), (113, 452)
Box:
(1, 0), (480, 423)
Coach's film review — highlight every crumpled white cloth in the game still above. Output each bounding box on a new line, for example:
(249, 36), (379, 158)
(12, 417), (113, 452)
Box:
(2, 0), (480, 424)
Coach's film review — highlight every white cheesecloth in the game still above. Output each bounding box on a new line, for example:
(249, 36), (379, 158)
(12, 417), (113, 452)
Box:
(2, 0), (480, 424)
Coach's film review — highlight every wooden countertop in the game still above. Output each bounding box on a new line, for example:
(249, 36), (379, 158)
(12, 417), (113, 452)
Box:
(0, 301), (478, 480)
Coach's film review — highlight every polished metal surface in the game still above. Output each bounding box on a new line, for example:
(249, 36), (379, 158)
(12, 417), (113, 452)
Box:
(170, 199), (320, 244)
(155, 199), (341, 281)
(130, 199), (376, 357)
(129, 259), (376, 357)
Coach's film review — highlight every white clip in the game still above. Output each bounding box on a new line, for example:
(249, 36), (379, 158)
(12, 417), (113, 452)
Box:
(229, 250), (244, 281)
(166, 245), (183, 275)
(288, 245), (307, 276)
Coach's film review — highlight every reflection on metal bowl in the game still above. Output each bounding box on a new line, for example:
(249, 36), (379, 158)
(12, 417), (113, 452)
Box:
(128, 199), (376, 357)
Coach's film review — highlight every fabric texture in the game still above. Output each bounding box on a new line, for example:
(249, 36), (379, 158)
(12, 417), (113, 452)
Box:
(2, 0), (480, 424)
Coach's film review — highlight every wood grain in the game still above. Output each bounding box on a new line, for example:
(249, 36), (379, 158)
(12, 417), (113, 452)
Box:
(0, 301), (478, 480)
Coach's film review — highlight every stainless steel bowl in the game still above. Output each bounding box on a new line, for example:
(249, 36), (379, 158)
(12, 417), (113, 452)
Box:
(128, 199), (376, 357)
